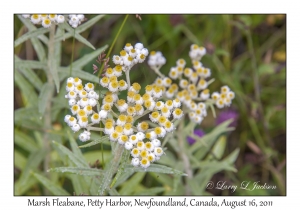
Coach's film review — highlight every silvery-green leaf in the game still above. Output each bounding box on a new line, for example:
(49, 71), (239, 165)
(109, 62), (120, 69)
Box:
(38, 83), (54, 116)
(55, 15), (105, 42)
(78, 136), (109, 148)
(14, 129), (39, 152)
(48, 167), (104, 176)
(119, 172), (145, 195)
(18, 67), (43, 91)
(133, 187), (165, 196)
(70, 45), (108, 69)
(125, 164), (187, 176)
(18, 15), (49, 44)
(32, 172), (70, 195)
(58, 67), (99, 83)
(15, 70), (38, 106)
(52, 141), (88, 168)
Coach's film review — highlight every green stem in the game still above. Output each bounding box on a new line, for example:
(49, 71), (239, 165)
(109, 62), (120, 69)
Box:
(97, 14), (129, 79)
(43, 24), (56, 195)
(176, 119), (193, 195)
(69, 29), (76, 76)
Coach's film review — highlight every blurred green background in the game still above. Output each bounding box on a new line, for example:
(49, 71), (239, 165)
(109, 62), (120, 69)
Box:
(14, 14), (286, 195)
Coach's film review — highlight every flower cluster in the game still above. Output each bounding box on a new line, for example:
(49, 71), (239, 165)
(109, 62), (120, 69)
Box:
(21, 14), (85, 28)
(64, 43), (184, 169)
(64, 77), (99, 141)
(147, 44), (235, 124)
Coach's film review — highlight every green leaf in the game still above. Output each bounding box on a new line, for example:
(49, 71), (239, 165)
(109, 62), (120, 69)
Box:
(48, 167), (104, 176)
(108, 188), (120, 196)
(14, 129), (39, 152)
(223, 148), (240, 164)
(70, 45), (108, 69)
(52, 141), (88, 168)
(55, 15), (105, 42)
(58, 67), (99, 83)
(207, 135), (227, 160)
(15, 59), (47, 70)
(14, 28), (49, 47)
(14, 106), (43, 127)
(61, 22), (95, 50)
(119, 172), (145, 195)
(14, 175), (38, 195)
(189, 119), (234, 155)
(18, 15), (49, 45)
(38, 83), (54, 116)
(14, 150), (27, 170)
(124, 164), (187, 176)
(32, 172), (70, 195)
(19, 149), (46, 187)
(54, 26), (63, 68)
(78, 136), (109, 148)
(18, 67), (43, 91)
(15, 70), (38, 106)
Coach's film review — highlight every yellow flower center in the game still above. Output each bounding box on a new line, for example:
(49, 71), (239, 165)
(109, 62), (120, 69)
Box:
(119, 114), (127, 122)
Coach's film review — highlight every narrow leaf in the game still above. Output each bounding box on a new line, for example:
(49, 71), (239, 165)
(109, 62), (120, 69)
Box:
(14, 150), (27, 170)
(14, 106), (42, 127)
(18, 67), (43, 91)
(62, 22), (95, 50)
(189, 119), (234, 154)
(38, 83), (54, 115)
(67, 130), (86, 160)
(223, 148), (240, 164)
(119, 172), (145, 195)
(32, 172), (70, 195)
(124, 164), (187, 176)
(54, 15), (105, 42)
(14, 175), (38, 195)
(14, 129), (39, 152)
(58, 67), (100, 83)
(15, 70), (38, 106)
(78, 136), (109, 148)
(15, 59), (47, 70)
(70, 45), (108, 69)
(19, 149), (46, 186)
(14, 27), (49, 47)
(18, 15), (49, 44)
(48, 167), (104, 176)
(52, 141), (88, 168)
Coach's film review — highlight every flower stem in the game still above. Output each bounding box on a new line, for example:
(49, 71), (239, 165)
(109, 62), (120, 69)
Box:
(177, 119), (193, 195)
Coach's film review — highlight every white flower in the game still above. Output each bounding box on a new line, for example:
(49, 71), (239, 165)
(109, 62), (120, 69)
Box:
(78, 98), (89, 107)
(77, 14), (85, 21)
(68, 99), (76, 106)
(71, 124), (81, 132)
(41, 18), (52, 28)
(88, 98), (97, 107)
(131, 158), (140, 167)
(66, 82), (75, 92)
(99, 110), (108, 119)
(78, 90), (88, 98)
(100, 77), (110, 87)
(152, 139), (161, 147)
(173, 99), (181, 108)
(79, 132), (89, 142)
(22, 14), (30, 18)
(131, 148), (140, 158)
(129, 135), (139, 145)
(136, 141), (145, 150)
(88, 91), (99, 99)
(176, 58), (186, 67)
(145, 141), (154, 152)
(141, 48), (149, 56)
(136, 132), (145, 141)
(109, 132), (119, 142)
(68, 117), (77, 127)
(154, 147), (164, 157)
(64, 115), (71, 123)
(125, 142), (133, 150)
(91, 113), (101, 124)
(135, 43), (144, 50)
(78, 117), (88, 128)
(173, 108), (184, 119)
(56, 15), (65, 23)
(211, 92), (220, 101)
(140, 158), (150, 169)
(31, 14), (41, 24)
(112, 55), (122, 65)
